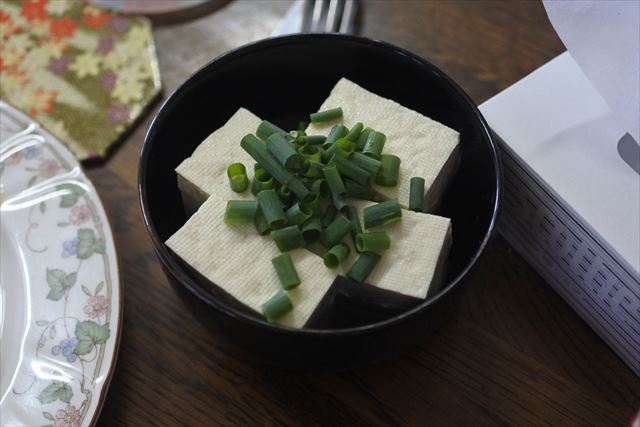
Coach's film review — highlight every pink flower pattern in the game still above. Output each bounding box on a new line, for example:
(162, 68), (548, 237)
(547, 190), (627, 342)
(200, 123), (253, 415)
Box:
(84, 295), (108, 318)
(106, 102), (129, 124)
(38, 159), (60, 177)
(99, 71), (116, 91)
(69, 204), (91, 225)
(95, 36), (115, 55)
(48, 55), (73, 74)
(54, 404), (81, 427)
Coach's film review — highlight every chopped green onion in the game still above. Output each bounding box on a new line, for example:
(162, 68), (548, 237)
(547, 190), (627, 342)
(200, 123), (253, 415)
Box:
(375, 154), (401, 187)
(227, 163), (249, 193)
(271, 225), (305, 252)
(298, 144), (321, 162)
(279, 185), (292, 205)
(355, 127), (373, 150)
(302, 192), (320, 214)
(284, 176), (311, 201)
(323, 243), (351, 268)
(300, 217), (323, 244)
(325, 138), (355, 159)
(256, 120), (287, 141)
(251, 167), (275, 195)
(323, 124), (348, 148)
(321, 203), (337, 227)
(224, 200), (258, 224)
(272, 253), (300, 290)
(351, 151), (381, 176)
(298, 121), (309, 132)
(356, 231), (391, 253)
(241, 134), (292, 185)
(267, 133), (303, 170)
(330, 154), (370, 185)
(320, 146), (331, 163)
(346, 205), (363, 250)
(302, 135), (326, 145)
(363, 199), (402, 229)
(363, 131), (386, 159)
(345, 179), (374, 200)
(346, 252), (381, 283)
(285, 202), (312, 225)
(311, 179), (329, 199)
(310, 107), (343, 123)
(256, 189), (287, 229)
(322, 164), (346, 197)
(344, 122), (364, 142)
(254, 207), (271, 235)
(331, 193), (347, 213)
(261, 290), (293, 323)
(302, 159), (323, 178)
(409, 177), (426, 212)
(320, 214), (352, 248)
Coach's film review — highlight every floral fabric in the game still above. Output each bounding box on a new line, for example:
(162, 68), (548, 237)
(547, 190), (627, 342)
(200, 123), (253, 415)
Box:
(0, 0), (161, 160)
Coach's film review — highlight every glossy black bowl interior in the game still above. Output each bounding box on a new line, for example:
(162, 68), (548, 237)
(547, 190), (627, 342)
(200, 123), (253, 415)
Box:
(140, 34), (501, 369)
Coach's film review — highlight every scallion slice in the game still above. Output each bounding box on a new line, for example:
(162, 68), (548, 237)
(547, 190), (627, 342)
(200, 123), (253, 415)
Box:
(330, 154), (370, 185)
(254, 207), (271, 235)
(300, 217), (323, 244)
(224, 200), (258, 224)
(363, 199), (402, 229)
(344, 122), (364, 142)
(409, 177), (426, 212)
(323, 124), (348, 148)
(261, 290), (293, 323)
(323, 243), (351, 268)
(267, 133), (303, 170)
(322, 163), (346, 197)
(345, 179), (374, 200)
(311, 179), (329, 199)
(356, 231), (391, 253)
(272, 253), (300, 290)
(256, 189), (287, 229)
(351, 151), (381, 176)
(355, 127), (373, 151)
(346, 205), (363, 251)
(375, 154), (401, 187)
(298, 144), (321, 162)
(271, 225), (305, 252)
(227, 162), (249, 193)
(251, 167), (275, 195)
(321, 203), (337, 227)
(241, 134), (292, 185)
(279, 185), (292, 205)
(346, 252), (381, 283)
(256, 120), (287, 141)
(325, 138), (355, 159)
(310, 107), (343, 123)
(285, 202), (312, 225)
(362, 131), (386, 159)
(303, 135), (327, 145)
(320, 214), (352, 248)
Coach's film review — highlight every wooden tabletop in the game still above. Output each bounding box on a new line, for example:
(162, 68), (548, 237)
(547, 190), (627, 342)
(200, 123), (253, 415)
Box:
(91, 1), (640, 426)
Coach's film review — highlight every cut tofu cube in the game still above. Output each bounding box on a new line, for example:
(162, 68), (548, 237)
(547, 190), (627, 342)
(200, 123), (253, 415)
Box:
(176, 108), (262, 215)
(340, 200), (452, 299)
(306, 78), (460, 211)
(165, 193), (338, 328)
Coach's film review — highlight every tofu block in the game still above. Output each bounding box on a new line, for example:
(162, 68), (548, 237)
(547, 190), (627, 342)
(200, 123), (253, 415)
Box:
(340, 200), (452, 299)
(176, 108), (262, 215)
(165, 193), (337, 328)
(306, 78), (460, 211)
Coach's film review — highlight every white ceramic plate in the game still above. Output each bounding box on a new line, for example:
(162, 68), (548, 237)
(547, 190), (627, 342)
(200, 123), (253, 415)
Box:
(0, 101), (121, 427)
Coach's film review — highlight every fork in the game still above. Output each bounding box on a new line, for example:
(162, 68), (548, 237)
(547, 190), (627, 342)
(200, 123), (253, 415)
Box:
(274, 0), (359, 36)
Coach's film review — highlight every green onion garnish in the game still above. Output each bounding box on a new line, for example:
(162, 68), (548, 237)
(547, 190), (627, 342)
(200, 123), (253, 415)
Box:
(224, 200), (258, 224)
(331, 193), (347, 213)
(346, 252), (381, 283)
(298, 121), (309, 132)
(302, 160), (324, 178)
(320, 214), (352, 248)
(251, 167), (275, 195)
(351, 151), (381, 176)
(323, 124), (348, 148)
(227, 162), (249, 193)
(323, 243), (351, 269)
(375, 154), (401, 187)
(271, 225), (305, 252)
(300, 217), (323, 244)
(325, 138), (355, 159)
(321, 203), (338, 227)
(261, 290), (293, 323)
(279, 185), (292, 205)
(285, 202), (312, 225)
(267, 133), (303, 170)
(302, 192), (320, 214)
(344, 122), (364, 142)
(322, 163), (346, 197)
(256, 120), (287, 141)
(330, 154), (370, 185)
(298, 144), (321, 162)
(256, 189), (287, 229)
(409, 177), (426, 212)
(303, 135), (327, 145)
(346, 205), (363, 251)
(241, 134), (292, 185)
(271, 253), (300, 290)
(355, 231), (391, 253)
(355, 127), (373, 151)
(254, 207), (271, 235)
(363, 199), (402, 229)
(345, 179), (374, 200)
(310, 107), (343, 123)
(362, 131), (386, 159)
(311, 179), (329, 199)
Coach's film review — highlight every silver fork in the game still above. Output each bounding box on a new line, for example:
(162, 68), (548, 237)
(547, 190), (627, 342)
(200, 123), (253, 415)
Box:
(274, 0), (359, 36)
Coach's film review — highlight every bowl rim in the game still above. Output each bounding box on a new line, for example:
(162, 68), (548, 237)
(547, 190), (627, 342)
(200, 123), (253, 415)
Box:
(139, 33), (502, 337)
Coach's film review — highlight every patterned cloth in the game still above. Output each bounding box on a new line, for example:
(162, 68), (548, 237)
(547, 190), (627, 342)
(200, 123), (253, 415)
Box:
(0, 0), (161, 160)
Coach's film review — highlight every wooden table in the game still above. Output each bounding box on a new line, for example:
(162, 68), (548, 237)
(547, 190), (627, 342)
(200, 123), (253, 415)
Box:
(91, 1), (640, 425)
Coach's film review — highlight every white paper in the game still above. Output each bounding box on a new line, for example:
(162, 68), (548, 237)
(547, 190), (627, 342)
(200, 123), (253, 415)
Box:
(543, 1), (640, 142)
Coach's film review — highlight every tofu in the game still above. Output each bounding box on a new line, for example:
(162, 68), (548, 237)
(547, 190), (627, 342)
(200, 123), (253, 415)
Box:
(165, 193), (337, 328)
(175, 108), (262, 215)
(306, 78), (460, 211)
(339, 200), (452, 299)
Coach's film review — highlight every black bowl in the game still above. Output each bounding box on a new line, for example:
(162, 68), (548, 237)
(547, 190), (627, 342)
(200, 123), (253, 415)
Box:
(139, 34), (501, 370)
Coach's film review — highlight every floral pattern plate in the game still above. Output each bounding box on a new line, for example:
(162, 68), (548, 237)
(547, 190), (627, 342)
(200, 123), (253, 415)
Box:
(0, 101), (121, 427)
